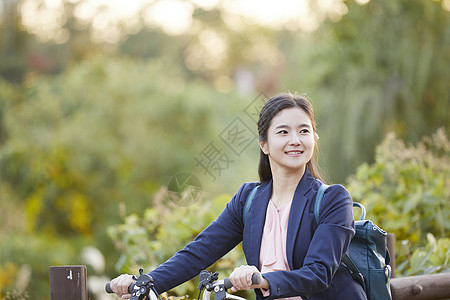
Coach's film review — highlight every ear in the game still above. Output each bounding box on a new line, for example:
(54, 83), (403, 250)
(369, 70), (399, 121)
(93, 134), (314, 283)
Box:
(259, 140), (268, 155)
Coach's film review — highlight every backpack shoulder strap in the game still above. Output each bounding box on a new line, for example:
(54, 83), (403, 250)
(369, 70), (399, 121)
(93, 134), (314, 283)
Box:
(314, 183), (330, 225)
(314, 183), (366, 290)
(243, 185), (259, 226)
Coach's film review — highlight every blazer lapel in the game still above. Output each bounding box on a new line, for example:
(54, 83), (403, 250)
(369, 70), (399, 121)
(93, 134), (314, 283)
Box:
(286, 170), (315, 269)
(244, 170), (316, 270)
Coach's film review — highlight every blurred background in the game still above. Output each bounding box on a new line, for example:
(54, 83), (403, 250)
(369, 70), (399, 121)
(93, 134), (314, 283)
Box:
(0, 0), (449, 299)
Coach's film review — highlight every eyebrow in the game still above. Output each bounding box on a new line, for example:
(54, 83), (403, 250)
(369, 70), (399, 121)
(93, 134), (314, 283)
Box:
(275, 124), (312, 129)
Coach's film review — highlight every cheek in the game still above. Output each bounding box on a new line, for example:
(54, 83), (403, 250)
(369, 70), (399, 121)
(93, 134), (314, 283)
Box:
(305, 137), (315, 152)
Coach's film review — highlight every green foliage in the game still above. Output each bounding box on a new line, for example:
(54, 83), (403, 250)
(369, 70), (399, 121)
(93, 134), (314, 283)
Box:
(108, 188), (249, 298)
(0, 233), (88, 300)
(346, 128), (449, 275)
(0, 55), (255, 299)
(0, 55), (239, 236)
(400, 234), (450, 276)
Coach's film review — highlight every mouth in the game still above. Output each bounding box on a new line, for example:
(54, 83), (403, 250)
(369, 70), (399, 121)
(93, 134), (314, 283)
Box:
(285, 150), (304, 156)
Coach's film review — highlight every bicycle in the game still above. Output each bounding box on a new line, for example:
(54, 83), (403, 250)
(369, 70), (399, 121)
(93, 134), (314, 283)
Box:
(106, 269), (260, 300)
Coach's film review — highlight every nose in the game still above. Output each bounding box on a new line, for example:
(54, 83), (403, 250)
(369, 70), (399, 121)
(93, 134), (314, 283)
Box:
(289, 132), (301, 145)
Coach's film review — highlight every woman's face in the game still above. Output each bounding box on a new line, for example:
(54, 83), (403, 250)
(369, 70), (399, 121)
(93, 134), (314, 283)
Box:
(260, 107), (315, 177)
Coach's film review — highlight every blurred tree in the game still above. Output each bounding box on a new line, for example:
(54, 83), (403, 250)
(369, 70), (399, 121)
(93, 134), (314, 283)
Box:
(0, 56), (234, 236)
(281, 0), (450, 182)
(0, 0), (101, 82)
(0, 0), (30, 83)
(4, 0), (284, 95)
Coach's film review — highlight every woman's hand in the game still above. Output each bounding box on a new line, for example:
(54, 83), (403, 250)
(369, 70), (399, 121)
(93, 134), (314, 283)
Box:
(109, 274), (134, 299)
(229, 265), (269, 293)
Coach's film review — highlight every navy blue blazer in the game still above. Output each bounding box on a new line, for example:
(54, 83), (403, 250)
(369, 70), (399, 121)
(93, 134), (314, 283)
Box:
(149, 170), (366, 299)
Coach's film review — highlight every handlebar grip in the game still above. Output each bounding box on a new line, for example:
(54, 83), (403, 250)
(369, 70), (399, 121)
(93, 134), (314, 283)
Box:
(105, 282), (113, 293)
(223, 273), (261, 290)
(105, 282), (135, 294)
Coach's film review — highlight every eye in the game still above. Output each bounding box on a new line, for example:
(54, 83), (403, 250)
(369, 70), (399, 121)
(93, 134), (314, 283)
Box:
(277, 130), (288, 134)
(300, 129), (310, 134)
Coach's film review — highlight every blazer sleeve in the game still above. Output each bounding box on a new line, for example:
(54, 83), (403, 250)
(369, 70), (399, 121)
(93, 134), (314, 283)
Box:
(261, 184), (355, 299)
(149, 181), (258, 293)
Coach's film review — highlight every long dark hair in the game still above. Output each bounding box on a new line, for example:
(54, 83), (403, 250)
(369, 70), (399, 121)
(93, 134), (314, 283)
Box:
(257, 93), (324, 182)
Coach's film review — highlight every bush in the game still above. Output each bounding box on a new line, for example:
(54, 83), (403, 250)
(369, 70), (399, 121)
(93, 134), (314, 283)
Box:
(346, 128), (449, 275)
(0, 56), (231, 236)
(399, 234), (450, 276)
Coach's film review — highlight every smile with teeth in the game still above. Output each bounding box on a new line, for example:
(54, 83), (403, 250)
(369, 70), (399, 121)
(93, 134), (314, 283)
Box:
(285, 150), (304, 155)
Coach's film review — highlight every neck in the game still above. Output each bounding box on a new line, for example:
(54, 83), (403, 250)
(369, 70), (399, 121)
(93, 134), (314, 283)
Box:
(270, 166), (305, 207)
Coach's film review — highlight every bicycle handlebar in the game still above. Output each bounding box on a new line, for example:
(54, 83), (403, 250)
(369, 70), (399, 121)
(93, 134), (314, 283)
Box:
(105, 270), (261, 300)
(105, 273), (261, 293)
(105, 269), (157, 300)
(105, 282), (135, 294)
(223, 273), (261, 290)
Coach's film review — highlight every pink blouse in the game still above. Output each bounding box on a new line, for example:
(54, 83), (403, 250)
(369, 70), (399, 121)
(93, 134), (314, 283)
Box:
(259, 200), (302, 300)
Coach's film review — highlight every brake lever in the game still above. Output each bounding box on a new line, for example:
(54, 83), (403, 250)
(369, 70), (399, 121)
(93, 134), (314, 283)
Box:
(130, 268), (157, 300)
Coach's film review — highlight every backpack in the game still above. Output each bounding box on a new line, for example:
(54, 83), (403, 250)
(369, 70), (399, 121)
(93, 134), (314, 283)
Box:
(314, 184), (392, 300)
